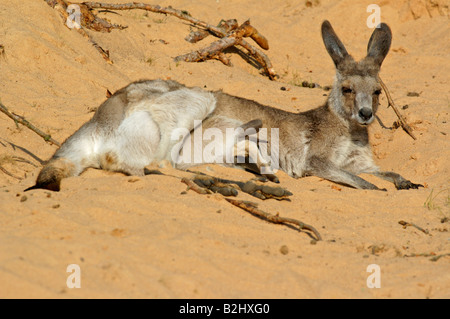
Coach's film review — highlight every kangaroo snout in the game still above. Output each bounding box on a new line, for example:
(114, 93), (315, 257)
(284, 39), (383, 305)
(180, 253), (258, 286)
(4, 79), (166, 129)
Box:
(358, 107), (373, 123)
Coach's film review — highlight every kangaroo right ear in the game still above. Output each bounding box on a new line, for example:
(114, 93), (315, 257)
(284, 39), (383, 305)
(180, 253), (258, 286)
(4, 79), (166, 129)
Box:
(321, 20), (350, 68)
(366, 23), (392, 67)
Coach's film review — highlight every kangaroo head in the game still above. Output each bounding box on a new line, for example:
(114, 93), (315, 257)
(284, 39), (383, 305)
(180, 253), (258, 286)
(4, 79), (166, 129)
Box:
(321, 20), (392, 126)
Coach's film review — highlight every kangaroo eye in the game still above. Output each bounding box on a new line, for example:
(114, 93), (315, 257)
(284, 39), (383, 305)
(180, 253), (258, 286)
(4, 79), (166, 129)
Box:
(342, 87), (353, 94)
(373, 89), (382, 95)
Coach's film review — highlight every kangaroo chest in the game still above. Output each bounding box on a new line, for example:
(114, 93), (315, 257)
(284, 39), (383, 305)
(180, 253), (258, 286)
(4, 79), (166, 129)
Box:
(331, 136), (376, 174)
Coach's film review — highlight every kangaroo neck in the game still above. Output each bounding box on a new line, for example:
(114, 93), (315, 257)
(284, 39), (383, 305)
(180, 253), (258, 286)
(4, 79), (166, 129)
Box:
(325, 97), (370, 146)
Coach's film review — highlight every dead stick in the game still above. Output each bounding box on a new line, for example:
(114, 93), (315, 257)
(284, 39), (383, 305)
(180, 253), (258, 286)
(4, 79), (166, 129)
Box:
(378, 76), (417, 140)
(181, 177), (211, 195)
(239, 39), (276, 79)
(404, 252), (450, 262)
(0, 101), (61, 147)
(398, 220), (429, 235)
(225, 198), (322, 241)
(45, 0), (113, 63)
(182, 173), (316, 238)
(175, 36), (238, 64)
(238, 20), (269, 50)
(82, 2), (276, 79)
(429, 253), (450, 262)
(83, 2), (228, 37)
(184, 19), (238, 43)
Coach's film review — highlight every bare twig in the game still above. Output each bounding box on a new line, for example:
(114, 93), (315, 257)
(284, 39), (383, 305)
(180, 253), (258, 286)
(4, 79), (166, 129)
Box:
(175, 34), (240, 65)
(0, 101), (61, 147)
(429, 253), (450, 262)
(378, 76), (417, 140)
(404, 252), (450, 262)
(181, 177), (211, 195)
(79, 2), (276, 79)
(185, 28), (210, 43)
(185, 19), (237, 44)
(46, 0), (126, 32)
(180, 170), (319, 239)
(225, 198), (322, 241)
(175, 20), (269, 64)
(83, 2), (228, 36)
(45, 0), (113, 63)
(78, 3), (127, 32)
(181, 171), (317, 238)
(398, 220), (430, 235)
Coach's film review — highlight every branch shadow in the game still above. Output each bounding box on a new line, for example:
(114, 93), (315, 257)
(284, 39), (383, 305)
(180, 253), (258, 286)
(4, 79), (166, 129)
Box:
(1, 138), (45, 165)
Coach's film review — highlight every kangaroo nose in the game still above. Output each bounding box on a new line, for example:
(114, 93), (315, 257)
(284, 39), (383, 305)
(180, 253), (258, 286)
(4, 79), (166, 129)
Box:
(358, 108), (373, 121)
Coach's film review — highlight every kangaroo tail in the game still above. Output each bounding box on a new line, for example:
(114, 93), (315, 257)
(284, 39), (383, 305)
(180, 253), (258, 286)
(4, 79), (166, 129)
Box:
(25, 157), (77, 192)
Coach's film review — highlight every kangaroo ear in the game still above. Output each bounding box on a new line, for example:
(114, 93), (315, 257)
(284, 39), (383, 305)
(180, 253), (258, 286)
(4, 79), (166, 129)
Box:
(321, 20), (350, 68)
(366, 23), (392, 67)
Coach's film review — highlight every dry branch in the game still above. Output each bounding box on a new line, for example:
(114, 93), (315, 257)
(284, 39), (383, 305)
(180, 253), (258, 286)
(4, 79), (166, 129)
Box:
(378, 76), (417, 140)
(185, 28), (210, 44)
(83, 1), (231, 36)
(0, 101), (61, 147)
(45, 0), (113, 63)
(181, 177), (211, 195)
(179, 171), (319, 239)
(175, 35), (238, 65)
(225, 198), (322, 241)
(49, 1), (277, 79)
(82, 2), (276, 78)
(398, 220), (429, 235)
(185, 19), (238, 44)
(174, 20), (270, 69)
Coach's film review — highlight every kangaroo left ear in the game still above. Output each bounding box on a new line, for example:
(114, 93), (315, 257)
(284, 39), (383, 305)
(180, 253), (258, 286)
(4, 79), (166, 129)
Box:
(366, 23), (392, 67)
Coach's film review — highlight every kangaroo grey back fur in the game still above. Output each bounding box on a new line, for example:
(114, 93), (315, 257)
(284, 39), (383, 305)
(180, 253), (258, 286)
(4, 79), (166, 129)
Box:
(26, 20), (422, 192)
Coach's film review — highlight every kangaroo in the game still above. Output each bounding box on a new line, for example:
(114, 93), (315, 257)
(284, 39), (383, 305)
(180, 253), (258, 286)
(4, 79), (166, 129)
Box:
(26, 20), (422, 192)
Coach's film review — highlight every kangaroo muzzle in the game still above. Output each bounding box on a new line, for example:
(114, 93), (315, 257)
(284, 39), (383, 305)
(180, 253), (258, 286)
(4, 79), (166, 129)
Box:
(355, 92), (374, 125)
(358, 107), (373, 122)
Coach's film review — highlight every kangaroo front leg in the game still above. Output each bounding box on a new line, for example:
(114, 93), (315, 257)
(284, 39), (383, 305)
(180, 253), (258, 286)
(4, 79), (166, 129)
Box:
(375, 171), (423, 190)
(306, 156), (384, 190)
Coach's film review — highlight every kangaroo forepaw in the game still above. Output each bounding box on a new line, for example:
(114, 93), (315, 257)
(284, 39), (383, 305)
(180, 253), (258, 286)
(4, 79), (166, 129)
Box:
(188, 174), (290, 200)
(395, 180), (424, 190)
(241, 181), (292, 201)
(192, 175), (239, 197)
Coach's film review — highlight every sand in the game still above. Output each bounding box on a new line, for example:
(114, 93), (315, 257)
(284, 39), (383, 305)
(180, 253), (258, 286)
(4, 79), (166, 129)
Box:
(0, 0), (449, 298)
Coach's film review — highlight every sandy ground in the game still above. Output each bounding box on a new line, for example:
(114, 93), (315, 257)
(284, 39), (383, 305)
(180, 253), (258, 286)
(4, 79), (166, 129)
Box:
(0, 0), (449, 298)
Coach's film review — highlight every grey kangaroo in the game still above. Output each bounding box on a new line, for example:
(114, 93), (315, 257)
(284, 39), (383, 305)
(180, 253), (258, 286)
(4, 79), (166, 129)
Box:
(26, 20), (422, 192)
